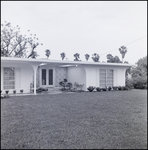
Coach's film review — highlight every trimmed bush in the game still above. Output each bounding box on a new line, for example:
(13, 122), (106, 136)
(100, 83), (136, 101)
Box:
(87, 86), (95, 92)
(20, 89), (23, 93)
(118, 86), (122, 90)
(108, 86), (112, 91)
(102, 88), (107, 91)
(13, 90), (16, 94)
(96, 87), (101, 92)
(5, 90), (9, 94)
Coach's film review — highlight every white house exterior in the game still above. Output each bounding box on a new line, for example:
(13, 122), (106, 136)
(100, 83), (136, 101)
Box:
(1, 57), (132, 95)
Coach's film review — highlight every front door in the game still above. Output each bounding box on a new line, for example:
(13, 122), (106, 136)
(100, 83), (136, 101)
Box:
(41, 68), (54, 87)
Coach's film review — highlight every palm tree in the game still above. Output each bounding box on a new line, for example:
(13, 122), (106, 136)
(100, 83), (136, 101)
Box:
(74, 53), (80, 61)
(92, 53), (100, 62)
(85, 54), (90, 61)
(45, 49), (51, 59)
(60, 52), (66, 60)
(119, 46), (127, 63)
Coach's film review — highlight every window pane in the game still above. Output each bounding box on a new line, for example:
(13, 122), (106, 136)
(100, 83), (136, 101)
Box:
(49, 69), (53, 85)
(100, 69), (106, 87)
(107, 69), (113, 87)
(100, 69), (114, 87)
(42, 69), (46, 85)
(3, 67), (15, 90)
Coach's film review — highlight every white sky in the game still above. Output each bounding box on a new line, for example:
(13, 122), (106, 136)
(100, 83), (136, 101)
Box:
(1, 1), (147, 64)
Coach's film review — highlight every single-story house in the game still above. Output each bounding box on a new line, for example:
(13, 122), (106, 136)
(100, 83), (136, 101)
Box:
(1, 57), (132, 95)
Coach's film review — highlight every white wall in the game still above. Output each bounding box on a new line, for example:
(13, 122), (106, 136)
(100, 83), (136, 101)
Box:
(67, 65), (86, 90)
(1, 62), (33, 94)
(83, 65), (128, 90)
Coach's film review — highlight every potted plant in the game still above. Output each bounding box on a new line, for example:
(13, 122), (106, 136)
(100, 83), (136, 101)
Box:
(5, 90), (9, 94)
(87, 86), (95, 92)
(20, 89), (23, 93)
(13, 90), (16, 94)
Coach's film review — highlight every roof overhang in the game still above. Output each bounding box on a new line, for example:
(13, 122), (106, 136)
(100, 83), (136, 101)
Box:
(1, 57), (134, 68)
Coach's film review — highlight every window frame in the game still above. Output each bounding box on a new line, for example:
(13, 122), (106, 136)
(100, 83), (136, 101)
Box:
(3, 67), (15, 90)
(100, 69), (114, 87)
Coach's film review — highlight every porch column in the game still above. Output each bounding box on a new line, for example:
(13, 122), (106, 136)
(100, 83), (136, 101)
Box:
(31, 64), (39, 95)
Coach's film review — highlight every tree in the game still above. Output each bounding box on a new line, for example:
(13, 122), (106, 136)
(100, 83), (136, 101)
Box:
(60, 52), (66, 60)
(106, 54), (122, 63)
(92, 53), (100, 62)
(45, 49), (51, 59)
(85, 54), (90, 61)
(74, 53), (80, 61)
(124, 61), (129, 64)
(1, 21), (43, 58)
(131, 56), (147, 89)
(119, 46), (127, 63)
(113, 56), (122, 63)
(106, 54), (114, 63)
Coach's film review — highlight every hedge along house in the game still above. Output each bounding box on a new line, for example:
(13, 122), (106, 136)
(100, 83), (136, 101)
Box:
(1, 57), (132, 95)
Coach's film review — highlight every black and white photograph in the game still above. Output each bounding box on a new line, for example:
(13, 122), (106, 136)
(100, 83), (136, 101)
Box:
(1, 1), (147, 149)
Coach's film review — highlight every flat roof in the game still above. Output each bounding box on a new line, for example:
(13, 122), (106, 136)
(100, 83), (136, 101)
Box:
(1, 57), (134, 67)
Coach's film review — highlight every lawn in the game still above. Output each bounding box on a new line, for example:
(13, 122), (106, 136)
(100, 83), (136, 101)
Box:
(1, 90), (147, 149)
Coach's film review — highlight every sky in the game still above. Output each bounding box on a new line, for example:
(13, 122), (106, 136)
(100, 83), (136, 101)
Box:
(1, 1), (147, 64)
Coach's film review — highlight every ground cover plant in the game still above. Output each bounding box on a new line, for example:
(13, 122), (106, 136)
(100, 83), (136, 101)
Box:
(1, 90), (147, 149)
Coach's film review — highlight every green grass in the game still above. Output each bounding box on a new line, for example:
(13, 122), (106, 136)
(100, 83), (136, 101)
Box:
(1, 90), (147, 149)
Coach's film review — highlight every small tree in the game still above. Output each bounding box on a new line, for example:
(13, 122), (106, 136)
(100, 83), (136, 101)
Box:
(74, 53), (80, 61)
(119, 46), (127, 63)
(85, 54), (90, 61)
(60, 52), (66, 60)
(92, 53), (100, 62)
(45, 49), (51, 59)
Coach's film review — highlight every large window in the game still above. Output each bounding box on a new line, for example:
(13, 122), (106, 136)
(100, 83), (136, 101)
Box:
(100, 69), (113, 87)
(3, 67), (15, 90)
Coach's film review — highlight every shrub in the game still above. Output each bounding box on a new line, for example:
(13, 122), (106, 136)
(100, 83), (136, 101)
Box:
(113, 86), (118, 90)
(5, 90), (9, 94)
(102, 87), (107, 91)
(87, 86), (95, 92)
(132, 77), (146, 89)
(33, 87), (48, 93)
(59, 79), (72, 91)
(108, 86), (112, 91)
(118, 86), (122, 90)
(124, 86), (129, 90)
(20, 89), (23, 93)
(73, 82), (84, 92)
(96, 87), (101, 92)
(126, 78), (133, 89)
(13, 90), (16, 94)
(66, 82), (73, 89)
